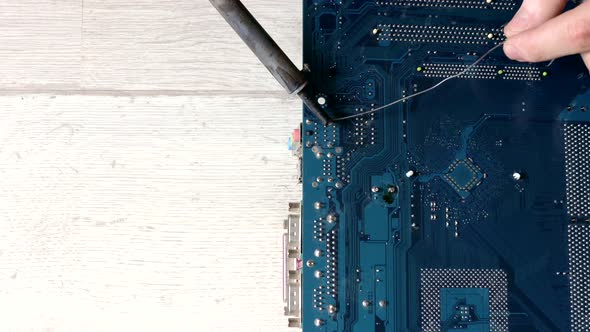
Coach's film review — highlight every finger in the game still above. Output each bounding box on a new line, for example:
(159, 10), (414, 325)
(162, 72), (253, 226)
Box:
(504, 1), (590, 63)
(504, 0), (568, 37)
(582, 52), (590, 72)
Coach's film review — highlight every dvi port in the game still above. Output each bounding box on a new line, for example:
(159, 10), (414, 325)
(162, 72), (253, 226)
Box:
(283, 202), (302, 328)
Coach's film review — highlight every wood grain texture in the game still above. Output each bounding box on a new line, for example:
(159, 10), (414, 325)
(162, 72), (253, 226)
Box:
(1, 0), (302, 330)
(0, 0), (82, 90)
(0, 94), (300, 331)
(0, 0), (302, 93)
(81, 0), (302, 92)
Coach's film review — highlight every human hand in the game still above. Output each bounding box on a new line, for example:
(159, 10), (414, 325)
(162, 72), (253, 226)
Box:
(503, 0), (590, 70)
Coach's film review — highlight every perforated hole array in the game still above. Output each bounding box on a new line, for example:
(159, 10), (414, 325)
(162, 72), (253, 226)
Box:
(420, 63), (543, 81)
(564, 124), (590, 218)
(325, 228), (338, 299)
(423, 64), (497, 79)
(375, 0), (516, 10)
(353, 111), (376, 146)
(420, 268), (508, 332)
(322, 159), (332, 177)
(502, 66), (541, 81)
(335, 155), (351, 184)
(568, 224), (590, 332)
(375, 24), (504, 45)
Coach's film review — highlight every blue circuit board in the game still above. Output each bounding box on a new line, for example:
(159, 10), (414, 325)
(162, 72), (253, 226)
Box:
(286, 0), (590, 331)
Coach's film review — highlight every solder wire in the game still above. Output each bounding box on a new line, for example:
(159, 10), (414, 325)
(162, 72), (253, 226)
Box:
(333, 42), (505, 121)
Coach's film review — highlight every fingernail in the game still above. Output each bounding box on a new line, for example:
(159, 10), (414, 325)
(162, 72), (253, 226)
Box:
(505, 9), (529, 35)
(504, 43), (523, 61)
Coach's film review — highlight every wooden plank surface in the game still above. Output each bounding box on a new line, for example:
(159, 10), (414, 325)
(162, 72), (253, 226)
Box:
(0, 0), (302, 93)
(0, 0), (82, 90)
(0, 94), (300, 331)
(81, 0), (302, 92)
(0, 0), (304, 330)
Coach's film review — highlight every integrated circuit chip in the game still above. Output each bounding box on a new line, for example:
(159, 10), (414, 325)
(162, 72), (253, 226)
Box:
(442, 159), (484, 198)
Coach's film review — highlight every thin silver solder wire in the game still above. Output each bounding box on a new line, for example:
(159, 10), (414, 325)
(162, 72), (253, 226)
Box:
(333, 42), (505, 121)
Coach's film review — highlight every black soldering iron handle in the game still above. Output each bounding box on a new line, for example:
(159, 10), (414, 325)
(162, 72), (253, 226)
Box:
(209, 0), (332, 125)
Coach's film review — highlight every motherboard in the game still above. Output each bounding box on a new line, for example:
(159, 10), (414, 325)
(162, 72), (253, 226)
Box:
(283, 0), (590, 331)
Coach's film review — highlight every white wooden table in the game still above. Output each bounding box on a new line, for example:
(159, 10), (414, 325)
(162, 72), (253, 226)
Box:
(0, 1), (300, 331)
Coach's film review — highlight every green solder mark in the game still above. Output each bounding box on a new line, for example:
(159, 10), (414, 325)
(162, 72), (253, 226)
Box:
(497, 69), (504, 75)
(417, 66), (424, 72)
(542, 71), (549, 77)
